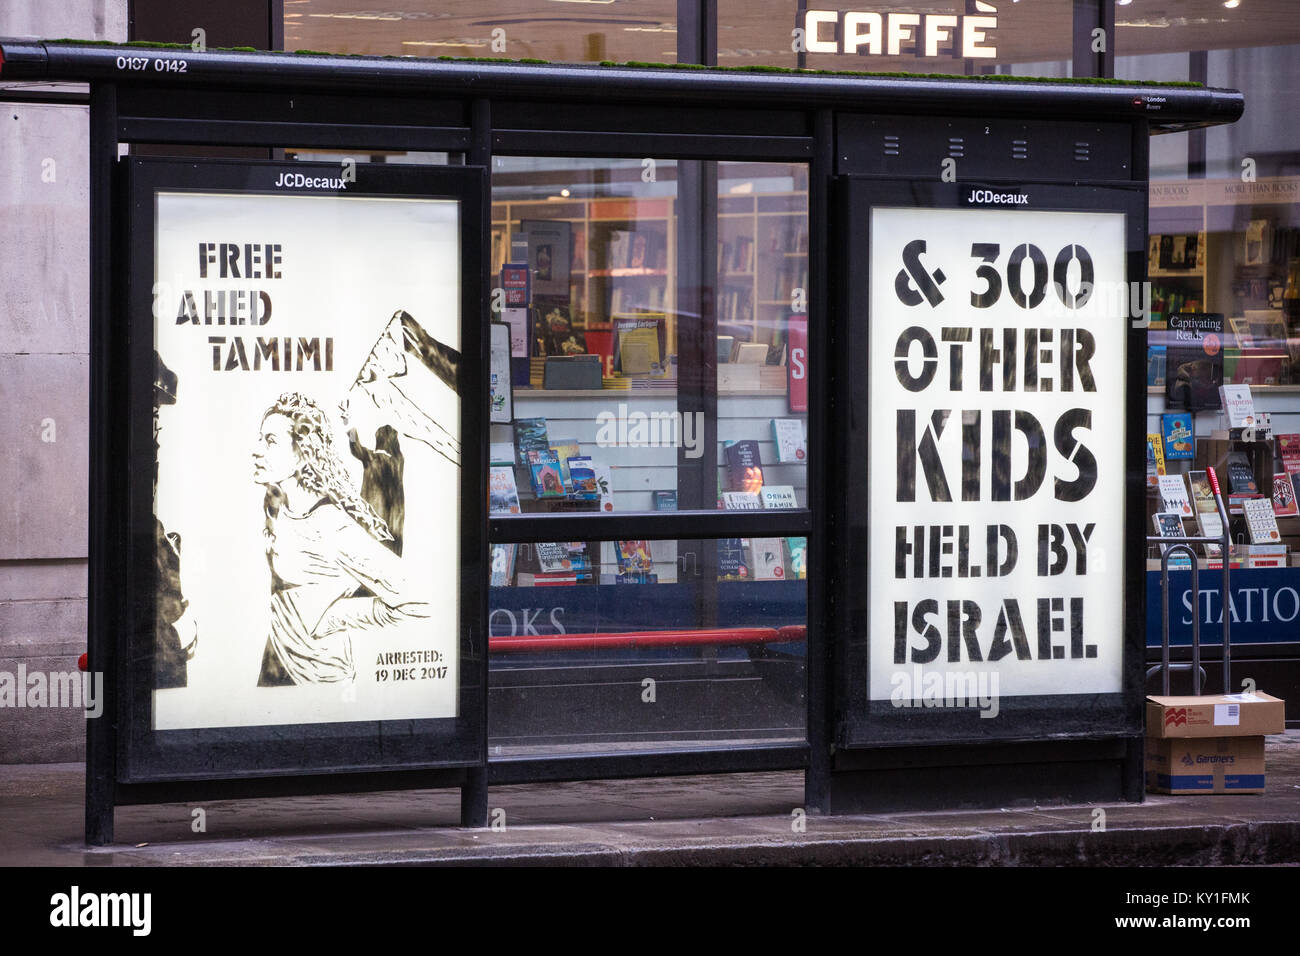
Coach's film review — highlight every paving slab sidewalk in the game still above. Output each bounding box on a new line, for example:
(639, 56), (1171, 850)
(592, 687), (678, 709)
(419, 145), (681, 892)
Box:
(2, 732), (1297, 866)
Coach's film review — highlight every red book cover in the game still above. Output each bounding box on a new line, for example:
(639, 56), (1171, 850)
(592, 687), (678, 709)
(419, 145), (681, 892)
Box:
(1279, 434), (1300, 474)
(501, 262), (530, 308)
(1274, 472), (1299, 517)
(787, 314), (808, 412)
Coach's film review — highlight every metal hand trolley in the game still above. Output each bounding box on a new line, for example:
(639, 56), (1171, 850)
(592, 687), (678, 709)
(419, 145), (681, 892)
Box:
(1147, 466), (1234, 696)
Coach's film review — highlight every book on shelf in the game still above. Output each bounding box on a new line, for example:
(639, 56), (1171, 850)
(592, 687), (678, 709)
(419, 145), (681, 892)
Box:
(1152, 512), (1191, 569)
(528, 451), (567, 498)
(628, 233), (648, 270)
(1164, 313), (1224, 410)
(593, 463), (615, 513)
(615, 540), (655, 583)
(788, 315), (808, 412)
(725, 439), (764, 492)
(1188, 470), (1217, 513)
(1227, 492), (1262, 516)
(612, 313), (668, 377)
(652, 490), (678, 511)
(786, 537), (807, 580)
(543, 354), (602, 390)
(489, 465), (522, 515)
(1157, 474), (1193, 518)
(1146, 433), (1165, 489)
(718, 538), (751, 581)
(761, 485), (798, 510)
(1243, 497), (1282, 544)
(535, 297), (586, 357)
(516, 570), (593, 587)
(1219, 384), (1256, 427)
(1229, 314), (1254, 348)
(1272, 472), (1298, 517)
(750, 538), (786, 581)
(523, 219), (572, 297)
(1161, 412), (1194, 461)
(729, 235), (754, 273)
(1246, 309), (1287, 348)
(607, 229), (632, 270)
(489, 442), (516, 466)
(501, 262), (529, 309)
(1195, 509), (1224, 558)
(1279, 434), (1300, 474)
(735, 342), (769, 364)
(549, 439), (581, 484)
(1226, 450), (1258, 495)
(1146, 347), (1166, 388)
(651, 539), (678, 584)
(717, 335), (735, 364)
(721, 490), (762, 510)
(490, 321), (513, 423)
(567, 456), (599, 500)
(1245, 544), (1288, 569)
(514, 418), (549, 466)
(1244, 219), (1269, 266)
(535, 541), (591, 574)
(501, 261), (531, 385)
(1171, 234), (1189, 269)
(489, 543), (517, 587)
(772, 418), (807, 463)
(1234, 350), (1284, 387)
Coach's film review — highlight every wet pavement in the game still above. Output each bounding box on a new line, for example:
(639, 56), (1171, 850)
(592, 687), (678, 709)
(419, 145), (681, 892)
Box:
(2, 731), (1297, 866)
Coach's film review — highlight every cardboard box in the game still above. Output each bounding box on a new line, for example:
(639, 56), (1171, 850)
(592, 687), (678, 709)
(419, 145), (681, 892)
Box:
(1146, 692), (1285, 738)
(1145, 735), (1266, 794)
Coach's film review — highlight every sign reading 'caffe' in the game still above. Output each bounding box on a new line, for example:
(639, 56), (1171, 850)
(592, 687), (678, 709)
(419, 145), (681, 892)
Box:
(800, 1), (999, 58)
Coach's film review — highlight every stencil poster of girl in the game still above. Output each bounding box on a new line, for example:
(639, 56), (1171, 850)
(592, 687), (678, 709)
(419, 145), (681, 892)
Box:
(252, 392), (430, 686)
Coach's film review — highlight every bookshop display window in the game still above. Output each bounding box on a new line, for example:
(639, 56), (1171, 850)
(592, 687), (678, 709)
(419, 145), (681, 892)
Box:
(488, 537), (806, 754)
(1136, 3), (1300, 613)
(489, 157), (810, 517)
(487, 157), (810, 753)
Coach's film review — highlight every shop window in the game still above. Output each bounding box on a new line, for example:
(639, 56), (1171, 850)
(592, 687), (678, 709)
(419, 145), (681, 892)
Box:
(285, 0), (677, 64)
(1129, 5), (1300, 625)
(488, 536), (807, 754)
(487, 156), (809, 754)
(716, 0), (1072, 75)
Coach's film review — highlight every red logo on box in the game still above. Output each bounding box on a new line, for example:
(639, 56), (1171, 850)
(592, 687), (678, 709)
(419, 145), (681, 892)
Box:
(1164, 708), (1188, 728)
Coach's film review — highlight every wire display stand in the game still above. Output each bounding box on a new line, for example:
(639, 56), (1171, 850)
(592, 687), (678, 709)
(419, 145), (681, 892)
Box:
(1146, 466), (1233, 695)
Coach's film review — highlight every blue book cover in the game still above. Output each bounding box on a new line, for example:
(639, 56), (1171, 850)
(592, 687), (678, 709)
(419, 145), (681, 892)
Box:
(717, 538), (750, 581)
(1162, 411), (1194, 461)
(567, 456), (598, 499)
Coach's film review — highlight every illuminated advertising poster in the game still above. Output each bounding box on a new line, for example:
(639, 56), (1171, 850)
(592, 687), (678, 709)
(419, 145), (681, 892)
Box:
(869, 205), (1127, 702)
(150, 186), (461, 730)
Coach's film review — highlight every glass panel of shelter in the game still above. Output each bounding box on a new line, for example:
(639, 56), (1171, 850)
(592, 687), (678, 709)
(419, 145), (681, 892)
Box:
(487, 156), (810, 755)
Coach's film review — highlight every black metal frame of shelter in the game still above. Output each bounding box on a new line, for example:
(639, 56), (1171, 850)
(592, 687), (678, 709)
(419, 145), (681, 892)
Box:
(0, 39), (1243, 842)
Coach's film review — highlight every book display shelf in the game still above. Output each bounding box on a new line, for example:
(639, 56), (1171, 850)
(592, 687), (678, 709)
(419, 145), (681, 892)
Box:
(1147, 176), (1300, 393)
(487, 167), (811, 592)
(1147, 388), (1300, 573)
(1146, 176), (1300, 588)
